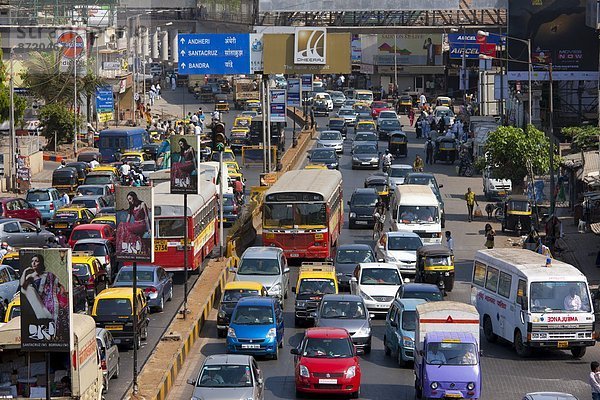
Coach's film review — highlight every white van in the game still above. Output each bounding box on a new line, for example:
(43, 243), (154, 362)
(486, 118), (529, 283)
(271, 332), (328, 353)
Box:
(200, 162), (232, 194)
(471, 248), (595, 358)
(482, 167), (512, 200)
(390, 185), (442, 244)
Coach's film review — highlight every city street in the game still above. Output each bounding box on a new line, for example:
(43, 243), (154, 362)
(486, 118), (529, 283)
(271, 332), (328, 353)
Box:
(166, 114), (597, 400)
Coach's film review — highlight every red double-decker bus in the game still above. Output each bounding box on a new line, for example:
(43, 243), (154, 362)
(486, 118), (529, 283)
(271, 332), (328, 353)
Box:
(262, 169), (343, 260)
(153, 182), (218, 273)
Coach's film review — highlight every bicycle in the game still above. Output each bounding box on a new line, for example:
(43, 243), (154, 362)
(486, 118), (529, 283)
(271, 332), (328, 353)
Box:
(373, 213), (386, 241)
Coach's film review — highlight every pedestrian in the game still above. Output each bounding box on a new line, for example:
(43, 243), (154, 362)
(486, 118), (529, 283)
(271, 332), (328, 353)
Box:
(485, 203), (494, 220)
(408, 108), (415, 126)
(57, 160), (66, 169)
(419, 93), (426, 110)
(425, 138), (434, 165)
(465, 187), (478, 222)
(590, 361), (600, 400)
(413, 155), (424, 172)
(445, 231), (454, 253)
(156, 83), (161, 99)
(171, 75), (176, 91)
(484, 223), (495, 249)
(61, 191), (70, 206)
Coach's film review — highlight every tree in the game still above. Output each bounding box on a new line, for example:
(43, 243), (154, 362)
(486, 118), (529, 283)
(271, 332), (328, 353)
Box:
(485, 125), (553, 185)
(0, 48), (26, 125)
(39, 103), (81, 150)
(561, 126), (599, 151)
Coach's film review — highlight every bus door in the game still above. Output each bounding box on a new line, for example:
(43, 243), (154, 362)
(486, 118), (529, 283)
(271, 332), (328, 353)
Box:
(515, 279), (528, 340)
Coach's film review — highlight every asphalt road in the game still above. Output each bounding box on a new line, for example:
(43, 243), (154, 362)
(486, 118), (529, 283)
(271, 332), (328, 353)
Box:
(167, 110), (600, 400)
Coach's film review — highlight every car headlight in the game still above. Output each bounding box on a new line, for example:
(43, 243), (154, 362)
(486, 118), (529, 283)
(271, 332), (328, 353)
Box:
(402, 336), (414, 348)
(371, 158), (379, 162)
(356, 325), (371, 336)
(352, 156), (359, 161)
(191, 397), (201, 400)
(266, 327), (277, 339)
(430, 382), (439, 390)
(467, 382), (475, 390)
(227, 327), (236, 338)
(269, 282), (281, 295)
(349, 212), (356, 218)
(359, 290), (374, 301)
(345, 366), (356, 379)
(385, 255), (397, 262)
(296, 300), (307, 308)
(299, 365), (310, 378)
(218, 308), (227, 319)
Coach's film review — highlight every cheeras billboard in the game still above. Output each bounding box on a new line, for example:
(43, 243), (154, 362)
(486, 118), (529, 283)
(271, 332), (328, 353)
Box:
(508, 0), (599, 80)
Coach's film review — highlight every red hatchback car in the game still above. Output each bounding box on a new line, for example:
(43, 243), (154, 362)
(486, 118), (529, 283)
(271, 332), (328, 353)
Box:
(370, 101), (390, 118)
(68, 223), (116, 248)
(0, 197), (43, 226)
(291, 327), (361, 398)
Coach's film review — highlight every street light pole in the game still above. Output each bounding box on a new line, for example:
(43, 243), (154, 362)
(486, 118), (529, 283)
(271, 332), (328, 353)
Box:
(9, 47), (15, 193)
(527, 38), (532, 127)
(548, 63), (555, 215)
(394, 34), (398, 94)
(73, 34), (78, 156)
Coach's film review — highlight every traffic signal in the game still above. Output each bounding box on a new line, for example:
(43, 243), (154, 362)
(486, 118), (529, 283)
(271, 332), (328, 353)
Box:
(211, 121), (226, 151)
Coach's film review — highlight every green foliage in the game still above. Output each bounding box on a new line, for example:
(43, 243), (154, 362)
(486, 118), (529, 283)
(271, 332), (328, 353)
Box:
(39, 103), (81, 150)
(484, 125), (552, 185)
(0, 47), (26, 124)
(561, 126), (600, 151)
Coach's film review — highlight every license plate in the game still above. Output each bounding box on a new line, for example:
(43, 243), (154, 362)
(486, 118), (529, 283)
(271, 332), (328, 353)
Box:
(557, 341), (569, 348)
(355, 221), (368, 225)
(105, 325), (123, 331)
(376, 303), (387, 308)
(318, 379), (338, 384)
(498, 191), (506, 196)
(55, 223), (68, 228)
(154, 240), (168, 252)
(362, 162), (370, 165)
(241, 344), (260, 349)
(444, 395), (463, 399)
(290, 253), (299, 258)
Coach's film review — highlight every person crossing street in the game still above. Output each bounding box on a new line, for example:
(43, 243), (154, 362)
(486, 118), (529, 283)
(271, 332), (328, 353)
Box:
(465, 187), (478, 222)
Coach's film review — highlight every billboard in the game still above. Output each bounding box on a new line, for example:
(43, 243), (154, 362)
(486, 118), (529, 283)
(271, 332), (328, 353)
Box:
(177, 33), (250, 75)
(351, 34), (362, 63)
(115, 186), (154, 263)
(263, 33), (351, 74)
(270, 89), (287, 122)
(19, 248), (72, 352)
(170, 135), (200, 194)
(250, 33), (264, 73)
(508, 0), (599, 81)
(294, 27), (326, 65)
(374, 34), (442, 66)
(448, 33), (503, 59)
(287, 78), (301, 107)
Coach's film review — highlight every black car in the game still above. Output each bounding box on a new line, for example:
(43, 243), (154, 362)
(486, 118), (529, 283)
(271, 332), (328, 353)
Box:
(377, 119), (403, 140)
(307, 148), (340, 170)
(327, 118), (348, 139)
(347, 188), (379, 229)
(351, 143), (379, 170)
(395, 283), (443, 302)
(334, 244), (377, 290)
(312, 99), (329, 116)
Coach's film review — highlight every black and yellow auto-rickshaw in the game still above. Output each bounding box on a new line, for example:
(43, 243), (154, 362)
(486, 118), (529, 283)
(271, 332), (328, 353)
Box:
(215, 93), (229, 113)
(433, 136), (458, 164)
(501, 195), (533, 236)
(388, 131), (408, 158)
(364, 173), (390, 208)
(415, 245), (455, 294)
(52, 167), (79, 195)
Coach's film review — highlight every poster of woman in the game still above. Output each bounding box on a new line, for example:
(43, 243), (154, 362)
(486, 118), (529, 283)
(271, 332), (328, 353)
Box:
(19, 249), (72, 351)
(170, 135), (200, 194)
(115, 186), (154, 262)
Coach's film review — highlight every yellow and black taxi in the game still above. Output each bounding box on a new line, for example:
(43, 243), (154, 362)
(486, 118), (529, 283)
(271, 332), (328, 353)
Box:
(92, 287), (149, 349)
(0, 251), (19, 270)
(72, 252), (109, 303)
(364, 173), (391, 208)
(92, 165), (120, 177)
(91, 214), (117, 229)
(292, 262), (338, 327)
(46, 205), (95, 235)
(233, 116), (252, 129)
(304, 164), (328, 170)
(217, 281), (268, 338)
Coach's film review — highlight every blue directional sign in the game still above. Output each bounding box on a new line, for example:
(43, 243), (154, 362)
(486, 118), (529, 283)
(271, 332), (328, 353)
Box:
(178, 34), (250, 75)
(95, 86), (114, 112)
(287, 78), (301, 108)
(448, 33), (504, 59)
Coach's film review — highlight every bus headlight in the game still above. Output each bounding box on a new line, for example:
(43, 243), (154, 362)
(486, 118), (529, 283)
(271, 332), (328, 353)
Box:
(467, 382), (475, 390)
(430, 382), (439, 390)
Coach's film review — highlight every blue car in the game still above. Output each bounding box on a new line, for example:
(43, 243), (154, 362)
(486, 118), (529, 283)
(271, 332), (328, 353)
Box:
(25, 188), (62, 222)
(112, 265), (173, 312)
(226, 296), (284, 359)
(383, 298), (426, 367)
(221, 193), (240, 226)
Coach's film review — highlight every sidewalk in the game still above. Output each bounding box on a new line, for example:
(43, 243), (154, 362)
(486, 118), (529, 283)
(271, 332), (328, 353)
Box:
(556, 212), (600, 283)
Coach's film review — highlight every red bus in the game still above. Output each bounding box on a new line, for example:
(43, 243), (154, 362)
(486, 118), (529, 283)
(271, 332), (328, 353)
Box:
(262, 169), (343, 260)
(153, 182), (218, 273)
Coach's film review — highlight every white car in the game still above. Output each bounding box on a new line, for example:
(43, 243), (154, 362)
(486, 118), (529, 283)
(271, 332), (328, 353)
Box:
(313, 92), (334, 111)
(377, 110), (399, 123)
(317, 130), (344, 154)
(375, 232), (423, 276)
(350, 262), (406, 314)
(433, 106), (455, 127)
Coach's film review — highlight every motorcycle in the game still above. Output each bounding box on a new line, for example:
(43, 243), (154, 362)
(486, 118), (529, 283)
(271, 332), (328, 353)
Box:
(458, 158), (474, 177)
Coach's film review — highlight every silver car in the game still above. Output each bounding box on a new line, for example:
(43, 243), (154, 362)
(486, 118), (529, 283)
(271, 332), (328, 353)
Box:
(314, 294), (373, 353)
(96, 328), (120, 393)
(522, 393), (578, 400)
(388, 164), (413, 187)
(0, 218), (55, 248)
(317, 130), (344, 154)
(188, 354), (264, 400)
(337, 106), (357, 126)
(328, 90), (347, 107)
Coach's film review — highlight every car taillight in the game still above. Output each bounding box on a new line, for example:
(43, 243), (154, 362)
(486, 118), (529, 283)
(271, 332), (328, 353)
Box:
(49, 203), (54, 210)
(88, 277), (95, 285)
(232, 205), (238, 215)
(101, 360), (107, 370)
(144, 287), (157, 294)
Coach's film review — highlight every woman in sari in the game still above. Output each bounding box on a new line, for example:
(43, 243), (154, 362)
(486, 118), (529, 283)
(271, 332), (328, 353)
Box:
(116, 191), (151, 257)
(171, 138), (197, 190)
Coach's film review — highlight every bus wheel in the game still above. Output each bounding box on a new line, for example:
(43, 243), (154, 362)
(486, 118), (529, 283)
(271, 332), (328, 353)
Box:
(571, 346), (586, 359)
(514, 330), (531, 357)
(483, 316), (497, 343)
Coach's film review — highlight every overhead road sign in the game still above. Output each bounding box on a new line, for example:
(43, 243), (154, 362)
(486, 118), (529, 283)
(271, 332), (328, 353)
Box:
(177, 33), (250, 75)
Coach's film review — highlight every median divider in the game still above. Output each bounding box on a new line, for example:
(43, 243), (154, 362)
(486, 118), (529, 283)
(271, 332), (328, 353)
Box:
(131, 259), (229, 400)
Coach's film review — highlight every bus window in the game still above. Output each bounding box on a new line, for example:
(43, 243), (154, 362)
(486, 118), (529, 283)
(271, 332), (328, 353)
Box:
(485, 267), (499, 292)
(157, 218), (185, 237)
(517, 279), (527, 309)
(472, 262), (486, 287)
(497, 272), (512, 298)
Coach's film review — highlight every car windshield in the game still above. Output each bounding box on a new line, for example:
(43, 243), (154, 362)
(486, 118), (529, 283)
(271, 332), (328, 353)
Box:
(426, 342), (477, 365)
(336, 249), (375, 264)
(85, 176), (110, 185)
(96, 299), (132, 316)
(355, 133), (376, 142)
(320, 300), (366, 319)
(54, 211), (77, 219)
(372, 102), (387, 108)
(339, 110), (355, 116)
(360, 268), (400, 285)
(72, 263), (90, 278)
(26, 191), (50, 202)
(405, 176), (435, 187)
(231, 305), (273, 325)
(73, 243), (108, 256)
(263, 202), (327, 228)
(72, 199), (98, 209)
(223, 289), (261, 303)
(197, 364), (253, 388)
(142, 163), (156, 171)
(311, 150), (336, 160)
(435, 109), (454, 117)
(530, 281), (592, 312)
(303, 337), (353, 358)
(329, 120), (344, 127)
(380, 120), (400, 128)
(237, 258), (280, 275)
(297, 279), (336, 295)
(71, 229), (102, 241)
(402, 290), (443, 302)
(116, 270), (155, 283)
(320, 132), (341, 140)
(77, 187), (103, 196)
(352, 193), (378, 207)
(353, 145), (377, 155)
(401, 310), (416, 331)
(222, 196), (235, 206)
(390, 168), (411, 178)
(397, 206), (438, 223)
(388, 236), (423, 251)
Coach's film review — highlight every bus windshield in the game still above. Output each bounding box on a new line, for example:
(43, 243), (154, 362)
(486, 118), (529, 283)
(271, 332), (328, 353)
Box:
(397, 206), (438, 223)
(530, 281), (591, 313)
(263, 203), (327, 228)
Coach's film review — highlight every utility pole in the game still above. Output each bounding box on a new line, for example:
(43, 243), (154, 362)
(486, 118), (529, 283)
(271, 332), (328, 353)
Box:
(9, 47), (15, 193)
(73, 34), (78, 156)
(548, 63), (555, 215)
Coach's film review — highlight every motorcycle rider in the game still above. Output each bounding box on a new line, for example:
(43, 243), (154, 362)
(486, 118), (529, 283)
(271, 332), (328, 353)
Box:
(413, 154), (424, 172)
(381, 149), (393, 173)
(458, 148), (473, 176)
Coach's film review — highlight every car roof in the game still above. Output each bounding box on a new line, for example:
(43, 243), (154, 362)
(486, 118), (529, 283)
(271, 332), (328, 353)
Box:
(524, 393), (578, 400)
(393, 298), (427, 310)
(401, 283), (441, 292)
(320, 294), (362, 302)
(242, 246), (282, 259)
(72, 195), (102, 201)
(119, 265), (159, 272)
(224, 281), (265, 291)
(305, 327), (350, 339)
(237, 296), (275, 306)
(74, 238), (111, 245)
(359, 262), (398, 269)
(352, 188), (378, 195)
(78, 184), (108, 189)
(319, 130), (342, 135)
(337, 243), (373, 251)
(95, 287), (144, 300)
(417, 244), (452, 256)
(390, 164), (413, 170)
(72, 223), (108, 231)
(204, 354), (252, 366)
(384, 231), (422, 238)
(72, 255), (97, 263)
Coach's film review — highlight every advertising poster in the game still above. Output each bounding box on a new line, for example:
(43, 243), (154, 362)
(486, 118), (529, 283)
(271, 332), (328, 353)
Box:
(301, 74), (313, 92)
(170, 135), (200, 194)
(375, 34), (442, 66)
(270, 88), (287, 123)
(20, 248), (72, 352)
(250, 33), (264, 73)
(508, 0), (599, 80)
(351, 34), (362, 63)
(287, 78), (301, 107)
(115, 186), (154, 262)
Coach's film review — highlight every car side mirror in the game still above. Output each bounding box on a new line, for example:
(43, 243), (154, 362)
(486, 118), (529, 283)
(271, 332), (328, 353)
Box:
(438, 184), (444, 188)
(350, 277), (358, 283)
(390, 320), (398, 328)
(290, 348), (300, 355)
(292, 286), (296, 293)
(186, 378), (196, 386)
(283, 268), (290, 274)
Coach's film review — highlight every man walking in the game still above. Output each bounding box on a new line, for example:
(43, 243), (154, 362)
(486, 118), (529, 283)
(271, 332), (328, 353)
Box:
(425, 138), (434, 165)
(445, 231), (454, 253)
(465, 187), (478, 222)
